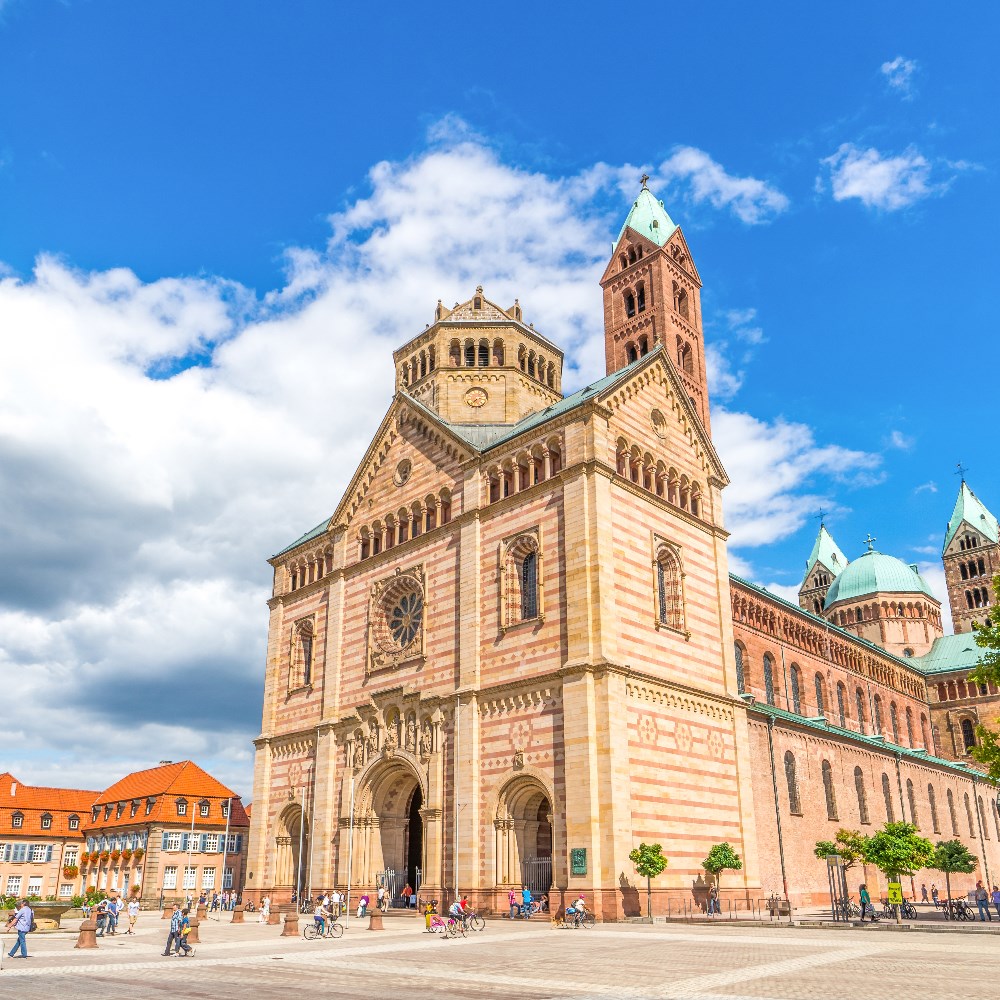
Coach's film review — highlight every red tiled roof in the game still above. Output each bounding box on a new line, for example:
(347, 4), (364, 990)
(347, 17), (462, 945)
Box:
(0, 773), (99, 838)
(85, 761), (249, 831)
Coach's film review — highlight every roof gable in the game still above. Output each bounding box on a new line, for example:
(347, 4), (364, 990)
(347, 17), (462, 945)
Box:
(803, 524), (849, 584)
(944, 481), (998, 553)
(616, 187), (678, 249)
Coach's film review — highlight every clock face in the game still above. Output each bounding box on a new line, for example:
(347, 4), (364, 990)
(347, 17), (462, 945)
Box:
(465, 387), (488, 408)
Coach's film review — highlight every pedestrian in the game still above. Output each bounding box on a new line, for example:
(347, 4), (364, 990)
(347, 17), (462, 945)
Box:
(162, 903), (182, 956)
(991, 885), (1000, 921)
(508, 887), (518, 919)
(403, 883), (413, 909)
(127, 897), (140, 934)
(521, 885), (533, 918)
(931, 884), (939, 907)
(424, 898), (436, 932)
(95, 897), (109, 937)
(920, 883), (928, 904)
(358, 892), (370, 917)
(377, 884), (387, 911)
(975, 881), (992, 922)
(258, 895), (270, 924)
(708, 883), (721, 916)
(176, 908), (194, 956)
(859, 884), (877, 922)
(5, 898), (34, 960)
(108, 895), (121, 935)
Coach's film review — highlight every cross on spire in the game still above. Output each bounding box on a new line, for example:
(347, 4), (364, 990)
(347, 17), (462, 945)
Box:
(815, 508), (827, 526)
(640, 173), (650, 190)
(955, 461), (969, 482)
(863, 533), (877, 552)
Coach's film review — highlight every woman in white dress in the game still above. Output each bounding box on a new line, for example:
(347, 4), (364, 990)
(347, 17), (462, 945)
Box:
(258, 895), (271, 924)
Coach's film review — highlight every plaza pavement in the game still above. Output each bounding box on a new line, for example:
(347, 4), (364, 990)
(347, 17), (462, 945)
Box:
(2, 910), (999, 1000)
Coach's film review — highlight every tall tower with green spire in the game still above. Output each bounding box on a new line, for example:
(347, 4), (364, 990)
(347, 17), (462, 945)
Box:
(599, 178), (711, 431)
(798, 522), (849, 615)
(941, 480), (998, 634)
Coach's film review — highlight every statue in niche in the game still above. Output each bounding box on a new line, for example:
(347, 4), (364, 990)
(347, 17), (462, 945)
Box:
(352, 743), (363, 769)
(405, 717), (417, 752)
(419, 721), (433, 756)
(365, 720), (379, 759)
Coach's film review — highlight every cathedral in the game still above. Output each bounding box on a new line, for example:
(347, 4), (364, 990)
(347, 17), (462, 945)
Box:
(246, 182), (1000, 915)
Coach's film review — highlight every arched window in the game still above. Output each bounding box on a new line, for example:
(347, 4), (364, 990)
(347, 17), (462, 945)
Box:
(734, 643), (746, 695)
(836, 682), (847, 728)
(822, 760), (838, 821)
(965, 792), (975, 837)
(889, 702), (900, 744)
(521, 552), (538, 621)
(905, 708), (914, 747)
(478, 341), (489, 367)
(855, 689), (867, 735)
(790, 665), (802, 715)
(961, 719), (976, 753)
(636, 283), (646, 312)
(947, 789), (958, 835)
(815, 673), (826, 718)
(873, 695), (884, 736)
(626, 343), (638, 364)
(784, 751), (801, 815)
(929, 785), (940, 833)
(655, 545), (684, 631)
(882, 773), (894, 822)
(855, 767), (870, 825)
(624, 291), (636, 318)
(464, 341), (475, 366)
(907, 779), (919, 828)
(763, 654), (776, 706)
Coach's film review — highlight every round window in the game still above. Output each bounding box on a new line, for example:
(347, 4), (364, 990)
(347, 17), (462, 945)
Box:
(650, 409), (668, 439)
(394, 459), (412, 487)
(387, 591), (423, 647)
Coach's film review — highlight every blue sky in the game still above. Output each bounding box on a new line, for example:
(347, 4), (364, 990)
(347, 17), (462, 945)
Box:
(1, 0), (996, 797)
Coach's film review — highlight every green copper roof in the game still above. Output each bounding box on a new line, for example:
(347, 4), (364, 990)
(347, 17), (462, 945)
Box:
(617, 186), (678, 248)
(910, 633), (985, 676)
(272, 517), (330, 558)
(803, 524), (849, 584)
(823, 549), (937, 608)
(943, 481), (998, 553)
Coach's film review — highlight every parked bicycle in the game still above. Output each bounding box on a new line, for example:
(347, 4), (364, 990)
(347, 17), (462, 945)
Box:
(303, 919), (344, 940)
(900, 900), (917, 920)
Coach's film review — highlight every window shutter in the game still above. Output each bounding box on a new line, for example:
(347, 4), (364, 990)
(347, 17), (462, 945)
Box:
(199, 834), (207, 852)
(236, 834), (243, 853)
(26, 843), (35, 862)
(45, 846), (53, 862)
(161, 833), (170, 850)
(181, 833), (189, 851)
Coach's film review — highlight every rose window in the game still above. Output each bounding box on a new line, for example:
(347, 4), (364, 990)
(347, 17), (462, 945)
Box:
(388, 591), (423, 648)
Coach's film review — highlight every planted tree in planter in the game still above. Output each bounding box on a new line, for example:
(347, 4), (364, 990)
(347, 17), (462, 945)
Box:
(628, 842), (669, 920)
(703, 843), (743, 903)
(930, 840), (977, 913)
(813, 829), (866, 871)
(861, 822), (934, 922)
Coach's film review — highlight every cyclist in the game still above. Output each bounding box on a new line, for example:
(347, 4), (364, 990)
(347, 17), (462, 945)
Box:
(313, 897), (331, 936)
(448, 898), (465, 922)
(566, 895), (587, 925)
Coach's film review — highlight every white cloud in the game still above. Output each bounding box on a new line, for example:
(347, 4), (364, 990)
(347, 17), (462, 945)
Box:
(758, 581), (803, 606)
(704, 307), (768, 401)
(881, 56), (919, 99)
(651, 147), (789, 225)
(0, 124), (833, 795)
(820, 143), (942, 210)
(713, 410), (881, 549)
(915, 561), (953, 634)
(914, 481), (938, 495)
(887, 430), (914, 450)
(705, 343), (744, 400)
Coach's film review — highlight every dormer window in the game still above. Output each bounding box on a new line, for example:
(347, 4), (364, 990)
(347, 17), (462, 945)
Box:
(12, 812), (23, 829)
(222, 801), (230, 818)
(176, 798), (188, 817)
(41, 813), (52, 830)
(130, 800), (140, 817)
(145, 797), (155, 815)
(103, 804), (113, 821)
(116, 802), (125, 819)
(69, 815), (80, 831)
(199, 800), (210, 818)
(92, 807), (100, 822)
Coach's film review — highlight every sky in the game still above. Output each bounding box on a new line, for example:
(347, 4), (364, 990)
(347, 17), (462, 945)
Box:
(1, 1), (997, 799)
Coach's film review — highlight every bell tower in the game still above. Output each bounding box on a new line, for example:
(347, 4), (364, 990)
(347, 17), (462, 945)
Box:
(600, 177), (711, 431)
(942, 479), (999, 634)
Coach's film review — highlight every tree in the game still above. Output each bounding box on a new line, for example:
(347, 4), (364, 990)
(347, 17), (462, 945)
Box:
(813, 829), (866, 870)
(929, 839), (977, 913)
(970, 576), (1000, 779)
(628, 842), (669, 921)
(861, 822), (934, 879)
(702, 843), (743, 895)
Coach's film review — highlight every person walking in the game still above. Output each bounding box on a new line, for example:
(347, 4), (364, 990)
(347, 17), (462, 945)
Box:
(95, 897), (109, 937)
(991, 885), (1000, 921)
(975, 881), (992, 922)
(859, 884), (877, 922)
(163, 903), (182, 956)
(708, 883), (721, 916)
(403, 883), (413, 909)
(176, 908), (194, 956)
(127, 898), (140, 934)
(521, 886), (533, 919)
(377, 884), (387, 912)
(258, 895), (270, 924)
(424, 898), (436, 932)
(508, 888), (518, 919)
(358, 892), (370, 917)
(920, 883), (928, 904)
(931, 884), (939, 908)
(5, 898), (34, 960)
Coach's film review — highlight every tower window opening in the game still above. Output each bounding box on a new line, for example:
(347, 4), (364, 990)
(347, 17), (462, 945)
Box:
(624, 291), (636, 318)
(636, 284), (646, 312)
(464, 342), (475, 366)
(478, 342), (489, 366)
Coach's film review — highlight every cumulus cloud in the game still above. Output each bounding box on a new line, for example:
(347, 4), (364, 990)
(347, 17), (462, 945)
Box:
(915, 560), (953, 633)
(713, 410), (881, 549)
(887, 429), (914, 450)
(705, 307), (768, 401)
(914, 481), (938, 495)
(881, 56), (919, 99)
(651, 147), (790, 225)
(820, 143), (944, 210)
(0, 125), (828, 795)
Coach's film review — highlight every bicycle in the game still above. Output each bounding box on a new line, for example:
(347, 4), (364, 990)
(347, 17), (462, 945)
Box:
(900, 900), (917, 920)
(462, 912), (486, 932)
(564, 908), (595, 928)
(445, 916), (466, 938)
(303, 920), (344, 940)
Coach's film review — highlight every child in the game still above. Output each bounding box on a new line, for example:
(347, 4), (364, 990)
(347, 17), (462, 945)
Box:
(176, 908), (194, 956)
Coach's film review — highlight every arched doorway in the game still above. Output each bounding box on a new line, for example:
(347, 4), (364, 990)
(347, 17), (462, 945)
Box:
(355, 758), (425, 903)
(275, 804), (309, 896)
(495, 777), (553, 895)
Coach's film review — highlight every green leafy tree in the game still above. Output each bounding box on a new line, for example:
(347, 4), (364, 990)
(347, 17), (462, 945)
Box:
(702, 842), (743, 902)
(929, 839), (977, 911)
(861, 822), (934, 879)
(628, 842), (669, 920)
(970, 576), (1000, 778)
(813, 829), (867, 870)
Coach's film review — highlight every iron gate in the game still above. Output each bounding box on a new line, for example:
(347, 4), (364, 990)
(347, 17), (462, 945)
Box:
(376, 867), (422, 908)
(520, 857), (552, 896)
